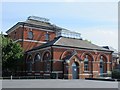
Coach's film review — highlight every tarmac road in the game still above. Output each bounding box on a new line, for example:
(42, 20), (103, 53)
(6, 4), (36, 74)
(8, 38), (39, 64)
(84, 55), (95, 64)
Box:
(1, 79), (119, 88)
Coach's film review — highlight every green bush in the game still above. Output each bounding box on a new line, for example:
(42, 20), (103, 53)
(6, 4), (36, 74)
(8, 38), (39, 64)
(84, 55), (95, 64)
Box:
(112, 69), (120, 79)
(50, 73), (56, 79)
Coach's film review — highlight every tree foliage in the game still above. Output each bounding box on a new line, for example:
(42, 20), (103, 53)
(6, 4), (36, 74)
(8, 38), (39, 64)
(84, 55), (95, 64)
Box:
(84, 39), (92, 43)
(112, 69), (120, 79)
(2, 34), (24, 76)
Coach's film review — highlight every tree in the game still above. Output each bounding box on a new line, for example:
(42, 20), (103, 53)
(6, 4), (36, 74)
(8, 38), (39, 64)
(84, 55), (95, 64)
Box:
(2, 34), (24, 76)
(112, 69), (120, 79)
(84, 39), (92, 43)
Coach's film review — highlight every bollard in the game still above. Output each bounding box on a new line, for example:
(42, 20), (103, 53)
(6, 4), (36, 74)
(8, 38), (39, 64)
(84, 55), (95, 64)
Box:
(11, 75), (12, 80)
(115, 79), (117, 82)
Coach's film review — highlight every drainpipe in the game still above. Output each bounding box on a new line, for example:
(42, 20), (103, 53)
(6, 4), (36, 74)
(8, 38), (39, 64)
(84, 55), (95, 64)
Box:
(22, 23), (25, 76)
(62, 60), (64, 79)
(51, 46), (53, 78)
(22, 23), (25, 48)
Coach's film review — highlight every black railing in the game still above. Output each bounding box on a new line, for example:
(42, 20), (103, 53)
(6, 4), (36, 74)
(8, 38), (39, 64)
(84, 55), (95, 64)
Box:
(2, 76), (47, 79)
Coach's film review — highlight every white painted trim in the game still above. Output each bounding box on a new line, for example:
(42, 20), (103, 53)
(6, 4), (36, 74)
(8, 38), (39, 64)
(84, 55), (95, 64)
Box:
(67, 74), (72, 76)
(52, 46), (111, 54)
(7, 23), (55, 34)
(43, 74), (50, 75)
(24, 39), (46, 43)
(84, 71), (90, 73)
(14, 39), (46, 44)
(106, 62), (112, 64)
(27, 47), (51, 53)
(64, 73), (92, 75)
(51, 59), (63, 61)
(37, 47), (51, 51)
(24, 26), (55, 32)
(40, 71), (44, 73)
(35, 73), (40, 75)
(27, 73), (32, 75)
(7, 25), (22, 34)
(53, 37), (62, 45)
(52, 71), (63, 73)
(44, 71), (50, 73)
(79, 74), (92, 75)
(14, 39), (22, 42)
(93, 71), (99, 72)
(99, 73), (107, 75)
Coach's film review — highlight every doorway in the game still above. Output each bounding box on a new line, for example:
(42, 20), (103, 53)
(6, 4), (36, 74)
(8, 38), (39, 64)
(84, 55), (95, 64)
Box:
(72, 62), (79, 79)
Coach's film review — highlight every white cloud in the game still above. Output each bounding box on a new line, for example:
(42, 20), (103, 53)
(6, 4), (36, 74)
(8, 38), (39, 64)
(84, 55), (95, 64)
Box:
(73, 27), (118, 50)
(1, 1), (118, 50)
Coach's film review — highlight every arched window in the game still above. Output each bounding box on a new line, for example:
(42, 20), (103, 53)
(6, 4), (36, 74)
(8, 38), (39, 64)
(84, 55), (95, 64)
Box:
(45, 32), (50, 41)
(43, 51), (51, 71)
(34, 53), (41, 61)
(100, 56), (105, 76)
(27, 55), (33, 72)
(28, 31), (33, 39)
(34, 53), (41, 72)
(84, 55), (89, 71)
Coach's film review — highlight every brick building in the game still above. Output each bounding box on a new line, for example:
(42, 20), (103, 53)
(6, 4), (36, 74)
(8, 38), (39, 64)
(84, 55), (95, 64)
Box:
(6, 16), (58, 51)
(6, 16), (113, 79)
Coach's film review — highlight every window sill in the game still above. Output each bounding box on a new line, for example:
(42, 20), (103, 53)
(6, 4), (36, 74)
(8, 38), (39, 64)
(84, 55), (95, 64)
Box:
(27, 38), (33, 40)
(84, 71), (90, 73)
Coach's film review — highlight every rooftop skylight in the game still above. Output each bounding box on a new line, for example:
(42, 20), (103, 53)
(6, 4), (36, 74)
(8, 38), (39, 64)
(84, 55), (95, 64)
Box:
(27, 16), (50, 23)
(56, 29), (82, 39)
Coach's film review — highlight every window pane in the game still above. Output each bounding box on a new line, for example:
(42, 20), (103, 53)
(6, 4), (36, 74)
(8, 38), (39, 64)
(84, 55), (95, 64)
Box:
(35, 54), (41, 61)
(84, 58), (88, 71)
(28, 31), (33, 39)
(45, 33), (49, 41)
(27, 62), (32, 72)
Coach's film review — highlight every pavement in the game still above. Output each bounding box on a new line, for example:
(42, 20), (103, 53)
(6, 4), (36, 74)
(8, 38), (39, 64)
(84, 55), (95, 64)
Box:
(1, 79), (119, 88)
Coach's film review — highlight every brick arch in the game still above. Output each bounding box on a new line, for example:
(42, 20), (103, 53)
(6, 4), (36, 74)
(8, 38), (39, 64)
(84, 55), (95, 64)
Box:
(41, 50), (51, 71)
(26, 54), (34, 62)
(66, 55), (81, 66)
(96, 53), (108, 62)
(34, 52), (41, 61)
(26, 54), (33, 72)
(97, 53), (108, 74)
(80, 52), (94, 61)
(80, 52), (94, 76)
(65, 55), (81, 79)
(60, 50), (74, 60)
(41, 50), (51, 61)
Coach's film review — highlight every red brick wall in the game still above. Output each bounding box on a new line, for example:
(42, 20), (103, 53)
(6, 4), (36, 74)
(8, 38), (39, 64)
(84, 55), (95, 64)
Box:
(52, 47), (112, 79)
(8, 27), (23, 40)
(25, 45), (112, 79)
(7, 25), (112, 79)
(8, 26), (56, 51)
(23, 27), (56, 42)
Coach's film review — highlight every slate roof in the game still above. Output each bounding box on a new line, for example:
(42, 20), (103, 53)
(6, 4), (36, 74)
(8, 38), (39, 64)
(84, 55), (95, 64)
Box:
(26, 36), (113, 52)
(6, 20), (62, 33)
(103, 46), (118, 58)
(103, 46), (118, 53)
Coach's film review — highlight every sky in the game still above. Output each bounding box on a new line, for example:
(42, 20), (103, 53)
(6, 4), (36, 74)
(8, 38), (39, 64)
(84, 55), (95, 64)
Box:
(1, 0), (118, 50)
